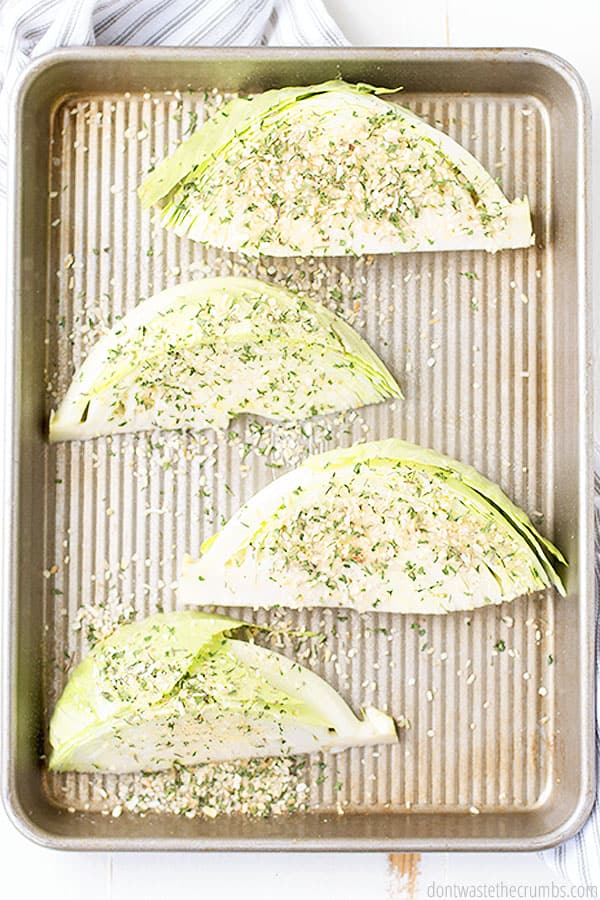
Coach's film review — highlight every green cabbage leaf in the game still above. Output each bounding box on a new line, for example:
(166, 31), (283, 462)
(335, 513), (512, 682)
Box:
(49, 611), (397, 773)
(181, 439), (565, 614)
(50, 277), (400, 441)
(139, 81), (534, 256)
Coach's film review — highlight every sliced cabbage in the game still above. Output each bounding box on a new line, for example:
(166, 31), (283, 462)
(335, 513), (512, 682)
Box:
(49, 276), (401, 442)
(139, 80), (534, 256)
(49, 610), (397, 773)
(181, 439), (565, 614)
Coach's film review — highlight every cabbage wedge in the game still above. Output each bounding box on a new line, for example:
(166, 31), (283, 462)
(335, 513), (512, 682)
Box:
(181, 439), (566, 614)
(49, 277), (401, 442)
(49, 611), (397, 773)
(139, 81), (533, 257)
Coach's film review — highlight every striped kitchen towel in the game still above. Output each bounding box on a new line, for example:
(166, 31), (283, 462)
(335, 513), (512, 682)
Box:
(0, 0), (596, 886)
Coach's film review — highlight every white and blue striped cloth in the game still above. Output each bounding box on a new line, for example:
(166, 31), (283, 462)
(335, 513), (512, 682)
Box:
(0, 0), (596, 886)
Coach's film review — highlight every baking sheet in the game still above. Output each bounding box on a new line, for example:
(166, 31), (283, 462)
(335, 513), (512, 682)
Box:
(3, 48), (594, 850)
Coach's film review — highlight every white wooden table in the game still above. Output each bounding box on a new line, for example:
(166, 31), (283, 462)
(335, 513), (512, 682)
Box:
(1, 1), (597, 896)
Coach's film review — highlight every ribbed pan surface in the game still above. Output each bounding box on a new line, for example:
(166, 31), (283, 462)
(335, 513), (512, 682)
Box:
(43, 88), (556, 817)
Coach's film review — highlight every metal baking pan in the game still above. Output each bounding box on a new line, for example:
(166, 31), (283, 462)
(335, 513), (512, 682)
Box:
(2, 47), (594, 851)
